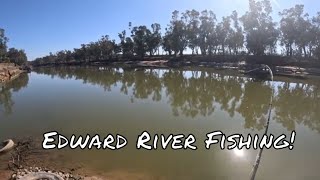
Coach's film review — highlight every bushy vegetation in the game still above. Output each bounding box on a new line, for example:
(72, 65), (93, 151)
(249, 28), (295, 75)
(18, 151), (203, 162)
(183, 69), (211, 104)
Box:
(0, 29), (28, 65)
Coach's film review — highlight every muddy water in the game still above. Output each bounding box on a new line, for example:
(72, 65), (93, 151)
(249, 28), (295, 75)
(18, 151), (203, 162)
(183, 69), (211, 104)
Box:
(0, 67), (319, 180)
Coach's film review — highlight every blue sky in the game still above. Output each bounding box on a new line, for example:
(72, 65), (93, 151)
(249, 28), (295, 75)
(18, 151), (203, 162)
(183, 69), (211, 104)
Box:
(0, 0), (317, 60)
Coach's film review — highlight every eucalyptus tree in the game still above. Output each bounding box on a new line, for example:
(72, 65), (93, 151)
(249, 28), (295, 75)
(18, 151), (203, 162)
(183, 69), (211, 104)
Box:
(64, 50), (73, 62)
(297, 19), (313, 57)
(55, 50), (73, 63)
(39, 52), (56, 64)
(131, 25), (150, 58)
(87, 42), (101, 61)
(216, 16), (231, 55)
(118, 30), (134, 58)
(0, 28), (8, 61)
(198, 10), (216, 55)
(162, 28), (174, 56)
(7, 48), (28, 65)
(147, 23), (162, 56)
(279, 5), (313, 57)
(73, 46), (86, 62)
(73, 44), (89, 62)
(98, 35), (116, 60)
(183, 10), (200, 55)
(55, 51), (65, 63)
(46, 53), (57, 63)
(227, 11), (244, 55)
(169, 10), (188, 56)
(312, 12), (320, 59)
(112, 41), (122, 57)
(241, 0), (279, 55)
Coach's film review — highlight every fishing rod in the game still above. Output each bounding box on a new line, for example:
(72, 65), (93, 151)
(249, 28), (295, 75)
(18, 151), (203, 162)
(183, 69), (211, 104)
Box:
(249, 64), (274, 180)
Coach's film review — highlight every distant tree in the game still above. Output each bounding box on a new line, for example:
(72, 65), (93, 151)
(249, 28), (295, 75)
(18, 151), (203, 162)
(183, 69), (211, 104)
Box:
(112, 41), (122, 57)
(73, 47), (85, 61)
(183, 10), (200, 55)
(227, 11), (244, 55)
(169, 10), (188, 56)
(118, 30), (134, 58)
(98, 35), (116, 60)
(279, 5), (313, 57)
(56, 50), (67, 63)
(7, 48), (28, 65)
(47, 52), (57, 63)
(65, 50), (73, 62)
(241, 0), (279, 55)
(162, 28), (174, 56)
(146, 23), (162, 56)
(312, 12), (320, 59)
(0, 28), (9, 62)
(131, 25), (150, 58)
(198, 10), (216, 55)
(216, 16), (231, 55)
(87, 42), (101, 61)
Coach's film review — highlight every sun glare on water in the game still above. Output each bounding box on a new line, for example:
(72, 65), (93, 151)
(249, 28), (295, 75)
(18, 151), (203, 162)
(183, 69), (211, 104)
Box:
(233, 148), (245, 157)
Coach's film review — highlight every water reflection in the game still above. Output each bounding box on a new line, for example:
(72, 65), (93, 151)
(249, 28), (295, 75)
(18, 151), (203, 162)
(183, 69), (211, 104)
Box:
(0, 74), (29, 115)
(274, 82), (320, 133)
(24, 66), (320, 133)
(233, 148), (245, 157)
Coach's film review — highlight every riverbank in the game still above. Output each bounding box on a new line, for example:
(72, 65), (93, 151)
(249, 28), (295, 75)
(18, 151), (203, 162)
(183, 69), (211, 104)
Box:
(0, 138), (105, 180)
(0, 63), (30, 83)
(1, 137), (155, 180)
(31, 55), (320, 79)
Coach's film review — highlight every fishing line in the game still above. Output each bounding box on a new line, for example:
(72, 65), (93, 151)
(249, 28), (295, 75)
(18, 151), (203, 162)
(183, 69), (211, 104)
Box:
(249, 64), (274, 180)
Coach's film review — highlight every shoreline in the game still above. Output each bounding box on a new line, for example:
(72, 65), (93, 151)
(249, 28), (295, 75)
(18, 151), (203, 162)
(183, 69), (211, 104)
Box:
(32, 58), (320, 80)
(0, 63), (30, 84)
(0, 137), (106, 180)
(1, 136), (167, 180)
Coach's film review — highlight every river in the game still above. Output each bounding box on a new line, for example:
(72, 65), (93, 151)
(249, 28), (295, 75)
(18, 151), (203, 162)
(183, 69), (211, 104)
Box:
(0, 66), (319, 180)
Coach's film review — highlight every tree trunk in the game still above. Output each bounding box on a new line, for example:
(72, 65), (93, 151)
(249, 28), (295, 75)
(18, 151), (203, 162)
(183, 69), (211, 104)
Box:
(179, 49), (183, 56)
(208, 45), (212, 56)
(286, 44), (290, 56)
(222, 44), (225, 55)
(200, 46), (206, 56)
(303, 46), (307, 57)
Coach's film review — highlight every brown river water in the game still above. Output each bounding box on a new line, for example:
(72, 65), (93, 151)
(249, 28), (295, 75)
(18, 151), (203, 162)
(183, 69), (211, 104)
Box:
(0, 66), (319, 180)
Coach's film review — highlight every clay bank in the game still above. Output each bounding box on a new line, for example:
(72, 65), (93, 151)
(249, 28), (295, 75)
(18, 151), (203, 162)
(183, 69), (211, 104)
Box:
(0, 63), (30, 83)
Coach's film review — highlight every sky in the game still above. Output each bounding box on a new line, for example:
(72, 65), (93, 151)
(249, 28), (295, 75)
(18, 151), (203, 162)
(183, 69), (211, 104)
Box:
(0, 0), (318, 60)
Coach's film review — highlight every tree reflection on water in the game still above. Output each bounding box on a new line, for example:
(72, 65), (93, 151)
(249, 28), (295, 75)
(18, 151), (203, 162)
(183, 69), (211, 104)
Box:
(0, 74), (29, 115)
(29, 66), (320, 133)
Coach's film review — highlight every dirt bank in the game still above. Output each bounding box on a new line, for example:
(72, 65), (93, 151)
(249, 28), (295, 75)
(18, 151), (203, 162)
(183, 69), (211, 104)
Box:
(0, 63), (29, 83)
(0, 138), (156, 180)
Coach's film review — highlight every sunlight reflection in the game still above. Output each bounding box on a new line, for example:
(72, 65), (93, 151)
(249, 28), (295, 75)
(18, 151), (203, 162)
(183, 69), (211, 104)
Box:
(233, 148), (245, 157)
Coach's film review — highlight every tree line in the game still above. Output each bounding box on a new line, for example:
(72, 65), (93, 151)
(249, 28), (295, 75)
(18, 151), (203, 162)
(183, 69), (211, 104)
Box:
(0, 28), (28, 65)
(27, 0), (320, 65)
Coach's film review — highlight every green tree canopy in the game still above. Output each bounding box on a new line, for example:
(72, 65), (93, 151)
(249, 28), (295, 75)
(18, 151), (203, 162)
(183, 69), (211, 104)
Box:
(241, 0), (279, 55)
(0, 28), (9, 61)
(7, 48), (28, 65)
